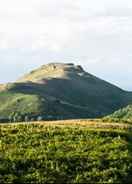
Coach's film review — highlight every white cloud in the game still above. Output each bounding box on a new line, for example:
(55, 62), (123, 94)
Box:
(0, 0), (132, 90)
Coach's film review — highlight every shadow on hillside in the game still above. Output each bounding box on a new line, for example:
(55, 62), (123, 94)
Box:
(6, 78), (132, 119)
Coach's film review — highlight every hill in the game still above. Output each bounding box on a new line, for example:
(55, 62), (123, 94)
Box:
(104, 105), (132, 121)
(1, 120), (132, 183)
(0, 63), (132, 121)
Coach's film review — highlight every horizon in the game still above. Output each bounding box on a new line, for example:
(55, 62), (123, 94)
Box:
(0, 61), (131, 92)
(0, 0), (132, 90)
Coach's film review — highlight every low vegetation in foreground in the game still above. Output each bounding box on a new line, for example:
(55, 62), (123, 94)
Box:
(1, 120), (132, 183)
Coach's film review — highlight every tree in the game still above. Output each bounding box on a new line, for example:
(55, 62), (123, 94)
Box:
(9, 112), (15, 122)
(37, 116), (43, 121)
(25, 116), (29, 122)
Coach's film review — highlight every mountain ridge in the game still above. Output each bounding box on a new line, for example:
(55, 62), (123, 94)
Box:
(0, 63), (132, 122)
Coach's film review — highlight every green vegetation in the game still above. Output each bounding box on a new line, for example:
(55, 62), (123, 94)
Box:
(103, 105), (132, 123)
(0, 91), (47, 122)
(1, 121), (132, 183)
(0, 63), (132, 122)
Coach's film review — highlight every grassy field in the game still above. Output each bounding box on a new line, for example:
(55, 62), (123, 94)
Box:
(1, 119), (132, 183)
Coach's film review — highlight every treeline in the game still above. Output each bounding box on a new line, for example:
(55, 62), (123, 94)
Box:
(0, 112), (61, 123)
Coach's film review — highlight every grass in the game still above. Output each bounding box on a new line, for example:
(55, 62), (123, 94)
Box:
(1, 61), (132, 120)
(0, 87), (96, 120)
(104, 105), (132, 122)
(1, 120), (132, 183)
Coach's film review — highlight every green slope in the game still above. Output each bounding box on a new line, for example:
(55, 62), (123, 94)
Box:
(0, 87), (94, 121)
(0, 92), (46, 119)
(1, 122), (132, 183)
(0, 63), (132, 121)
(105, 105), (132, 121)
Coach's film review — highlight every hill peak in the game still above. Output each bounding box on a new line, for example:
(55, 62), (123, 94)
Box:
(0, 62), (132, 120)
(18, 63), (86, 83)
(47, 62), (83, 68)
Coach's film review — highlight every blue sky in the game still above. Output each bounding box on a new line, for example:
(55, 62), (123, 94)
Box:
(0, 0), (132, 91)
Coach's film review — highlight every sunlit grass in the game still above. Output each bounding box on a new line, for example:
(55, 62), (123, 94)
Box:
(1, 120), (132, 183)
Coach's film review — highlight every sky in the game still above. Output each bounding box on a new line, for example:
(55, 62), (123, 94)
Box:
(0, 0), (132, 90)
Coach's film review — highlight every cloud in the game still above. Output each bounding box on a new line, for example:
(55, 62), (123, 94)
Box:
(0, 0), (132, 50)
(0, 0), (132, 90)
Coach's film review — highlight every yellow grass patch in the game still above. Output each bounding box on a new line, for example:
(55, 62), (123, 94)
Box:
(1, 119), (131, 130)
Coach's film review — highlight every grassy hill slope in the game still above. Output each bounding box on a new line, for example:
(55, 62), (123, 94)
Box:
(0, 63), (132, 121)
(1, 120), (132, 183)
(104, 105), (132, 121)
